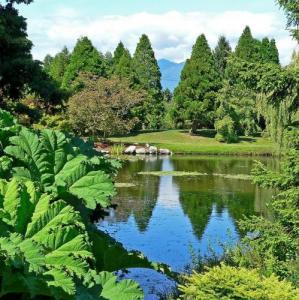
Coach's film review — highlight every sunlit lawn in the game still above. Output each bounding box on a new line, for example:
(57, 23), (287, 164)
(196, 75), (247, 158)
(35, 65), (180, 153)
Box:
(109, 129), (277, 155)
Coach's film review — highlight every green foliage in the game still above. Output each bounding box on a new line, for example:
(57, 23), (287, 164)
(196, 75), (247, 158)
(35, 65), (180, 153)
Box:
(215, 116), (238, 143)
(277, 0), (299, 42)
(215, 80), (260, 138)
(0, 3), (33, 100)
(0, 109), (177, 299)
(179, 264), (299, 300)
(174, 34), (221, 133)
(44, 47), (70, 87)
(213, 35), (232, 77)
(33, 113), (71, 132)
(0, 179), (143, 299)
(260, 38), (280, 64)
(62, 37), (107, 89)
(113, 41), (126, 66)
(235, 26), (262, 63)
(0, 109), (19, 153)
(133, 34), (164, 129)
(113, 46), (137, 84)
(4, 127), (117, 209)
(68, 75), (144, 138)
(225, 128), (299, 284)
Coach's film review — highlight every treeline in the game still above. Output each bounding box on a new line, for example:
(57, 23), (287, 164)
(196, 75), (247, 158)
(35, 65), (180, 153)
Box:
(173, 26), (299, 145)
(1, 0), (298, 145)
(38, 28), (299, 144)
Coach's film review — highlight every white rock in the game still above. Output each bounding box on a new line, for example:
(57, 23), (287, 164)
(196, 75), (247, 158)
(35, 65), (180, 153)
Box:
(124, 145), (136, 154)
(149, 146), (158, 154)
(136, 147), (148, 155)
(159, 148), (172, 155)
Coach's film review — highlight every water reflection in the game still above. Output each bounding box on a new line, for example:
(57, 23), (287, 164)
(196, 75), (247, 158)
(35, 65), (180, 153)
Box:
(99, 156), (274, 272)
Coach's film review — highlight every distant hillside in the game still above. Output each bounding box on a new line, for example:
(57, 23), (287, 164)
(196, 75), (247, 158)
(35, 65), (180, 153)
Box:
(158, 59), (185, 92)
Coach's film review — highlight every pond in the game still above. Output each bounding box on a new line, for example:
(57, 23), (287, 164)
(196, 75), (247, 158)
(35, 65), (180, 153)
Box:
(98, 155), (276, 298)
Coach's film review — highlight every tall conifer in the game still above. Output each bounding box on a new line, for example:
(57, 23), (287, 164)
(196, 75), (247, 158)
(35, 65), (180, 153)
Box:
(62, 37), (106, 88)
(174, 34), (220, 133)
(213, 36), (232, 77)
(133, 34), (163, 129)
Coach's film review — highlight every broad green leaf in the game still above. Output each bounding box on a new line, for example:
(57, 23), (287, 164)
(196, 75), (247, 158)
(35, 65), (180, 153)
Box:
(97, 272), (143, 300)
(45, 268), (76, 296)
(25, 200), (83, 239)
(69, 171), (116, 209)
(2, 178), (34, 234)
(40, 129), (70, 175)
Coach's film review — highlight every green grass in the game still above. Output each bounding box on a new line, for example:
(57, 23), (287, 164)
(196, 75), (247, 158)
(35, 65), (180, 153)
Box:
(109, 130), (277, 155)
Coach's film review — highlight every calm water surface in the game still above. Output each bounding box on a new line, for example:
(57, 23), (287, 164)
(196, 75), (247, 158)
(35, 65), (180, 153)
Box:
(98, 155), (275, 297)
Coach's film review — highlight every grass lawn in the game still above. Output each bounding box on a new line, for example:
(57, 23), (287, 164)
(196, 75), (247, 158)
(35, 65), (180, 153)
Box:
(109, 130), (277, 155)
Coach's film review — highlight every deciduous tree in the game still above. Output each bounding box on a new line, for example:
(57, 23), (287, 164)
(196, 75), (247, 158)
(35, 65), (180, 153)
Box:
(68, 75), (144, 138)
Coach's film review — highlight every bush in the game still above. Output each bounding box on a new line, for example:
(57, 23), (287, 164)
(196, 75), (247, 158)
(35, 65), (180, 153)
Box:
(68, 75), (144, 138)
(179, 264), (299, 300)
(215, 116), (238, 143)
(33, 113), (71, 131)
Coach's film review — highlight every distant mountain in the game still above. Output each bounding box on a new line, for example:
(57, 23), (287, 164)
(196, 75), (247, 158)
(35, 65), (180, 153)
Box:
(158, 59), (185, 92)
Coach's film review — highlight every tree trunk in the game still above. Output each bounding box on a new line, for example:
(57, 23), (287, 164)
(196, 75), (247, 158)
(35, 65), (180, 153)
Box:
(190, 120), (198, 135)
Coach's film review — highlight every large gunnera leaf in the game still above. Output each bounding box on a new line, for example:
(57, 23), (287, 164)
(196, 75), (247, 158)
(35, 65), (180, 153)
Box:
(4, 128), (116, 209)
(0, 178), (143, 299)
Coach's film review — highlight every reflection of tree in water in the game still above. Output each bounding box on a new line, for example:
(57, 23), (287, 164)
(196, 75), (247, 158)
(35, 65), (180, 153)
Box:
(176, 170), (270, 241)
(112, 157), (162, 232)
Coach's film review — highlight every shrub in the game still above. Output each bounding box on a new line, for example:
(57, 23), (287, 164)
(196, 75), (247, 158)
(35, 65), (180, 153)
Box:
(179, 264), (299, 300)
(68, 75), (144, 138)
(215, 116), (239, 143)
(33, 113), (71, 131)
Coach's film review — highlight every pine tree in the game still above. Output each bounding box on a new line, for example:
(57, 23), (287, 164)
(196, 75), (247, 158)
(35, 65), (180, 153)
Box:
(0, 2), (34, 100)
(114, 48), (137, 84)
(133, 34), (163, 129)
(213, 36), (232, 77)
(235, 26), (261, 63)
(260, 38), (279, 64)
(269, 39), (280, 64)
(113, 42), (126, 66)
(62, 37), (106, 88)
(45, 47), (70, 86)
(174, 34), (220, 133)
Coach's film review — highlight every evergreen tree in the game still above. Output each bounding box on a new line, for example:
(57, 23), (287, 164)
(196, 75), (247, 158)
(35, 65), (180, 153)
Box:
(114, 48), (137, 84)
(113, 42), (126, 66)
(174, 34), (220, 133)
(235, 26), (261, 63)
(43, 54), (53, 74)
(104, 51), (113, 75)
(133, 34), (163, 129)
(0, 1), (34, 100)
(62, 37), (106, 88)
(213, 36), (232, 77)
(45, 47), (70, 86)
(260, 38), (279, 64)
(277, 0), (299, 42)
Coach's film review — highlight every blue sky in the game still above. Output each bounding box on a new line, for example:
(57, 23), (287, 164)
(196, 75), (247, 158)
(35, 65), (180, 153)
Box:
(17, 0), (297, 64)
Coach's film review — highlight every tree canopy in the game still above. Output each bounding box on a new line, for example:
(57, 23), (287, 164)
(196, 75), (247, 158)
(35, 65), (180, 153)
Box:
(213, 36), (232, 77)
(62, 37), (107, 89)
(174, 34), (221, 133)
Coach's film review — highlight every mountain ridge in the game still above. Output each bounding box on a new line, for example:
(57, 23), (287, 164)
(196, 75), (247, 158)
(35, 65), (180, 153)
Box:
(158, 59), (185, 92)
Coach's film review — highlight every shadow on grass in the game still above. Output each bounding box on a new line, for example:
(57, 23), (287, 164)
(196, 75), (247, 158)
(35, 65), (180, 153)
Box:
(179, 129), (217, 138)
(239, 137), (257, 143)
(110, 129), (171, 138)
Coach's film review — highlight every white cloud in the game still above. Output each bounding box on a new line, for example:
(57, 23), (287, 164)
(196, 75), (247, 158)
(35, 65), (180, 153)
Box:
(27, 9), (297, 65)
